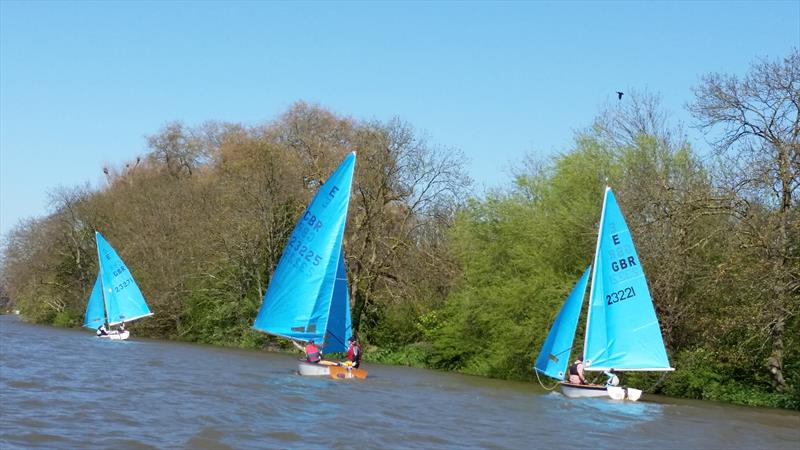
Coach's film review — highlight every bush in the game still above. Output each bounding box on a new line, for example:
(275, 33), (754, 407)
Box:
(367, 342), (430, 367)
(52, 309), (81, 328)
(662, 347), (799, 410)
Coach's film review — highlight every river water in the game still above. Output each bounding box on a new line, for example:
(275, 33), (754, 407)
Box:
(1, 316), (797, 449)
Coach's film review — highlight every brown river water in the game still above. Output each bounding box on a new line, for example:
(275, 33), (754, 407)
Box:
(1, 315), (798, 449)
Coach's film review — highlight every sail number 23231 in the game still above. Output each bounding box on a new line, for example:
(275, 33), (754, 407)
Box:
(607, 286), (636, 305)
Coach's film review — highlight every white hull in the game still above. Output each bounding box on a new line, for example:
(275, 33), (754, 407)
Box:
(297, 361), (330, 376)
(560, 382), (642, 401)
(98, 330), (130, 340)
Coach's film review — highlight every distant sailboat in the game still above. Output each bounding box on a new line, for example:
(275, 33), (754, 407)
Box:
(534, 187), (673, 401)
(253, 152), (366, 378)
(83, 231), (153, 340)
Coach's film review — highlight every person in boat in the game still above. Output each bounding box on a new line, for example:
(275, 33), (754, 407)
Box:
(346, 335), (362, 369)
(96, 325), (108, 337)
(604, 368), (619, 387)
(294, 339), (322, 363)
(567, 356), (586, 384)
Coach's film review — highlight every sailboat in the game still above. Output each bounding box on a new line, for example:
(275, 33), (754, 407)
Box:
(534, 187), (673, 401)
(83, 231), (153, 340)
(253, 152), (366, 379)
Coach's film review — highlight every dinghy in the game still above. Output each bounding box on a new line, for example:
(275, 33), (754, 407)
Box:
(534, 187), (673, 401)
(83, 231), (153, 340)
(253, 153), (365, 378)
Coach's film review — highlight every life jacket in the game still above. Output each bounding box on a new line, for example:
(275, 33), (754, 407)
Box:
(305, 343), (321, 363)
(568, 362), (581, 376)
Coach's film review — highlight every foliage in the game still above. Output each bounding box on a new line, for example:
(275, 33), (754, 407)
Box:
(661, 348), (799, 409)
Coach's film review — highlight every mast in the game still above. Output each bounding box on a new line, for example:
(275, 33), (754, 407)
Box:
(95, 231), (110, 327)
(582, 186), (610, 366)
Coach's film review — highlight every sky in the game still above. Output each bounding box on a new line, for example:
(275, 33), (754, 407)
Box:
(1, 1), (798, 238)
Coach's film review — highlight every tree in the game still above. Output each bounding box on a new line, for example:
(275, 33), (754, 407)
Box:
(264, 103), (471, 342)
(689, 49), (800, 391)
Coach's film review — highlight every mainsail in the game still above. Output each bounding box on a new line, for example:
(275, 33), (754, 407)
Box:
(534, 266), (591, 380)
(253, 152), (356, 348)
(583, 187), (672, 371)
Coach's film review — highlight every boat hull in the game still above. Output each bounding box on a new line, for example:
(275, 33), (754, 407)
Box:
(329, 365), (368, 380)
(560, 382), (642, 401)
(98, 330), (130, 340)
(297, 361), (331, 376)
(560, 382), (610, 398)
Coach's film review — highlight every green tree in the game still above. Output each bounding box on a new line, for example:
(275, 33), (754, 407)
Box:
(689, 49), (799, 391)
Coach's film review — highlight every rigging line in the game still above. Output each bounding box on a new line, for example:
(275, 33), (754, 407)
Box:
(645, 370), (670, 393)
(326, 330), (346, 350)
(534, 369), (561, 391)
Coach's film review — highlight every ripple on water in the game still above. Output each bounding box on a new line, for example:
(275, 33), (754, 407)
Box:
(3, 432), (72, 448)
(104, 438), (159, 450)
(6, 380), (42, 390)
(13, 418), (49, 429)
(17, 398), (48, 409)
(264, 430), (302, 442)
(144, 358), (164, 368)
(185, 427), (235, 450)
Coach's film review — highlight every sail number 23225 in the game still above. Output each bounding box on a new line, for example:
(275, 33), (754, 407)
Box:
(286, 236), (322, 266)
(606, 286), (636, 305)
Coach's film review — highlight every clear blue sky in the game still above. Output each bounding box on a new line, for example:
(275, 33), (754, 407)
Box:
(1, 1), (798, 237)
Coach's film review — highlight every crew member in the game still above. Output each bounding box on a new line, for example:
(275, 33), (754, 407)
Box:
(347, 336), (362, 368)
(568, 356), (586, 384)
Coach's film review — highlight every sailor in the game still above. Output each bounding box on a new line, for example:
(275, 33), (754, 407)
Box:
(568, 356), (586, 384)
(605, 368), (620, 386)
(304, 340), (322, 363)
(96, 325), (108, 336)
(347, 336), (362, 369)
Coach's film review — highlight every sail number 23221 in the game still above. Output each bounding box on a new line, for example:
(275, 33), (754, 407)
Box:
(114, 277), (133, 293)
(607, 286), (636, 305)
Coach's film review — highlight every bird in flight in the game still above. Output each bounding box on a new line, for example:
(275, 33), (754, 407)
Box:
(616, 91), (624, 100)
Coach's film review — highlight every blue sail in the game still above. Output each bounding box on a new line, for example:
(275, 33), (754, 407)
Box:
(583, 188), (672, 371)
(95, 231), (153, 326)
(253, 152), (356, 345)
(534, 266), (591, 380)
(322, 249), (353, 354)
(83, 275), (106, 329)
